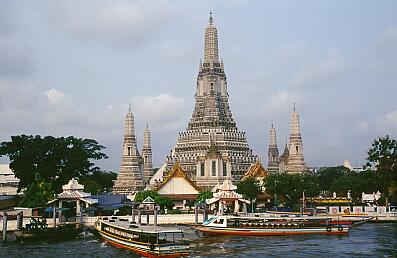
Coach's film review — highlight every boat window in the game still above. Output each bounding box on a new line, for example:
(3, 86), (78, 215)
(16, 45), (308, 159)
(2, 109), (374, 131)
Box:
(158, 232), (185, 245)
(203, 216), (217, 225)
(227, 219), (239, 227)
(214, 219), (224, 224)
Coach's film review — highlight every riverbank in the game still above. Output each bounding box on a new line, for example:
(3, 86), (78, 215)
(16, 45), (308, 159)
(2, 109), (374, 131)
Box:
(1, 212), (396, 233)
(0, 213), (208, 232)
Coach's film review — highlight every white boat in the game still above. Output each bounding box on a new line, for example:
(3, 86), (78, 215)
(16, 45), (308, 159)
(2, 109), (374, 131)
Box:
(196, 215), (350, 236)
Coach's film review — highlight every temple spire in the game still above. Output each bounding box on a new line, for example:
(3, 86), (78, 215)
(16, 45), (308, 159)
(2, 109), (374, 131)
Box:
(268, 123), (279, 173)
(113, 107), (144, 194)
(124, 107), (135, 139)
(290, 104), (300, 135)
(142, 123), (153, 183)
(204, 11), (219, 63)
(287, 104), (306, 173)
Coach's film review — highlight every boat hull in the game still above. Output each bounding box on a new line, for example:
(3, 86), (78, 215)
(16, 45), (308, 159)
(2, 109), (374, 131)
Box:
(196, 226), (349, 236)
(97, 228), (189, 258)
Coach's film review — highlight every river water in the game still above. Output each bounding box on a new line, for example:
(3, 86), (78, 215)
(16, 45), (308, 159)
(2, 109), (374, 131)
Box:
(1, 223), (396, 257)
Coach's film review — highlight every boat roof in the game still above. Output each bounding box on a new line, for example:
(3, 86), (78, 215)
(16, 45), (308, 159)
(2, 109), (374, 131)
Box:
(212, 215), (339, 220)
(99, 217), (184, 234)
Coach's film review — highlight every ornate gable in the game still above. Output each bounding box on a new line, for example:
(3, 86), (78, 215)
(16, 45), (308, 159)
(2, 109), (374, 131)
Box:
(156, 163), (201, 193)
(242, 162), (268, 181)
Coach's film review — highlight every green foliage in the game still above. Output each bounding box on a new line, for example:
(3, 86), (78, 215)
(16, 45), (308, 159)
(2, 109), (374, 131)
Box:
(237, 178), (261, 201)
(0, 135), (108, 194)
(317, 166), (348, 191)
(18, 173), (55, 208)
(196, 190), (213, 203)
(264, 174), (320, 209)
(81, 170), (117, 194)
(365, 135), (397, 204)
(168, 209), (182, 214)
(330, 170), (382, 200)
(134, 190), (174, 210)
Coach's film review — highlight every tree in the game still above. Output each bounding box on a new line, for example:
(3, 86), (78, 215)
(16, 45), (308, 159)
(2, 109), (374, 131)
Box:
(237, 178), (261, 201)
(365, 135), (397, 204)
(18, 173), (55, 208)
(196, 190), (213, 204)
(81, 170), (117, 194)
(264, 174), (320, 209)
(317, 166), (348, 192)
(0, 135), (108, 193)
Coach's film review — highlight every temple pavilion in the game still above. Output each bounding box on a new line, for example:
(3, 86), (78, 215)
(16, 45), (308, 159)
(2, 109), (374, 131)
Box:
(49, 178), (98, 219)
(206, 179), (249, 215)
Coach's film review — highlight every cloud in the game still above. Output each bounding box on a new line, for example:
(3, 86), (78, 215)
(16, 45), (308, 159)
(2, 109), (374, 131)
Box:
(131, 94), (186, 131)
(378, 110), (397, 132)
(45, 88), (71, 105)
(0, 80), (187, 170)
(291, 49), (345, 88)
(356, 110), (397, 139)
(36, 0), (181, 49)
(378, 27), (397, 53)
(0, 2), (33, 79)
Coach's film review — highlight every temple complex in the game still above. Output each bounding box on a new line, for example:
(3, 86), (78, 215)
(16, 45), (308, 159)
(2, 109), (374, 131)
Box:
(269, 104), (307, 174)
(162, 13), (258, 187)
(113, 106), (144, 194)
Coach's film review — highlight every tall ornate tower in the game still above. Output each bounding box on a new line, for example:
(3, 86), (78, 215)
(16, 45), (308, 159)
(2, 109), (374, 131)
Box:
(286, 104), (306, 173)
(113, 106), (144, 194)
(142, 123), (154, 183)
(267, 123), (279, 173)
(165, 13), (257, 187)
(279, 142), (289, 173)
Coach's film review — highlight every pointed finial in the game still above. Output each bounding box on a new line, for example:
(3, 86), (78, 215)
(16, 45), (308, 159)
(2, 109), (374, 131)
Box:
(209, 11), (213, 25)
(129, 103), (131, 112)
(146, 122), (149, 129)
(271, 120), (274, 129)
(293, 102), (296, 112)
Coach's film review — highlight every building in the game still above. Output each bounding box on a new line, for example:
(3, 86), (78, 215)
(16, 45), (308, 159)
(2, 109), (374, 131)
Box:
(0, 164), (19, 195)
(113, 106), (144, 194)
(286, 104), (307, 173)
(241, 162), (268, 182)
(161, 13), (257, 187)
(155, 163), (201, 209)
(142, 124), (154, 184)
(267, 124), (279, 174)
(267, 104), (307, 174)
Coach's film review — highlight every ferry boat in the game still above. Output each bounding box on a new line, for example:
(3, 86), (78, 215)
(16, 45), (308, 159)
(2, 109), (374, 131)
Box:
(196, 215), (350, 236)
(95, 217), (189, 257)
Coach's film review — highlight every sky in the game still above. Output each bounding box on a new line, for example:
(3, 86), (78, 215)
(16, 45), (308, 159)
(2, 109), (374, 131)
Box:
(1, 0), (396, 172)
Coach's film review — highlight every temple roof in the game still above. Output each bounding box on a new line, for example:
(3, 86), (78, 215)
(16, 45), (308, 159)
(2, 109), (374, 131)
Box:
(213, 179), (237, 192)
(143, 197), (155, 204)
(242, 162), (268, 181)
(206, 189), (250, 204)
(156, 163), (201, 192)
(57, 190), (91, 199)
(62, 178), (84, 191)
